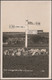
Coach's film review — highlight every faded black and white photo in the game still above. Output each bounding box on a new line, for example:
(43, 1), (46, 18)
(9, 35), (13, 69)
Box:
(1, 1), (51, 79)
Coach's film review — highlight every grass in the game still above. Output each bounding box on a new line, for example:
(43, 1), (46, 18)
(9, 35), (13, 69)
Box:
(3, 54), (49, 77)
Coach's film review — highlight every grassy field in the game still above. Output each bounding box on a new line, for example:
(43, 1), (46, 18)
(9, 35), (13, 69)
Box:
(3, 47), (49, 77)
(3, 32), (49, 77)
(3, 55), (49, 77)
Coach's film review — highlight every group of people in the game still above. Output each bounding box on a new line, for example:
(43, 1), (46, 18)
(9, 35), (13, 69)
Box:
(4, 48), (48, 56)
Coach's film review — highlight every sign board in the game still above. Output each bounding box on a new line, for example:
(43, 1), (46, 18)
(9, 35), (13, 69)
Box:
(27, 30), (37, 34)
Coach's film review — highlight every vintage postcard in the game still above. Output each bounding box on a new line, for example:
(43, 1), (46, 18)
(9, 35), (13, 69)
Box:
(1, 0), (51, 79)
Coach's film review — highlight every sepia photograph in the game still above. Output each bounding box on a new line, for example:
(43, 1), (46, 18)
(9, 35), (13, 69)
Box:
(1, 0), (51, 79)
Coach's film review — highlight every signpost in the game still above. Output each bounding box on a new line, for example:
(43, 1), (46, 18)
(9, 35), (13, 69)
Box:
(25, 20), (28, 48)
(25, 20), (35, 48)
(9, 20), (40, 48)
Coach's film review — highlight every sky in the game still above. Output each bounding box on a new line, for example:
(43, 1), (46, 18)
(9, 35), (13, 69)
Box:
(1, 1), (51, 32)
